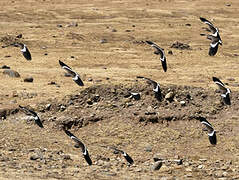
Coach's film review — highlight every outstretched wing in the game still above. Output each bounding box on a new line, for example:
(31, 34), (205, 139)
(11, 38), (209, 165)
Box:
(137, 76), (158, 89)
(200, 17), (217, 34)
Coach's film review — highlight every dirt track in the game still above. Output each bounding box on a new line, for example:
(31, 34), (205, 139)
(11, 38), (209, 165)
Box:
(1, 0), (239, 179)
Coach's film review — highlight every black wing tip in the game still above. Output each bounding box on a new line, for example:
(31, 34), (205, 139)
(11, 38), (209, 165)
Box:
(124, 154), (134, 164)
(84, 153), (93, 166)
(212, 77), (219, 82)
(136, 76), (144, 79)
(199, 17), (206, 21)
(209, 133), (217, 145)
(145, 40), (153, 44)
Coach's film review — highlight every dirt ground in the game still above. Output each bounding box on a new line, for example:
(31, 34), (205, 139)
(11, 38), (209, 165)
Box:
(1, 0), (239, 179)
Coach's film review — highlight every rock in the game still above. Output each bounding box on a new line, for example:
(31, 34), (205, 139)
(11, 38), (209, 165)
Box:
(145, 145), (152, 152)
(199, 159), (207, 162)
(152, 161), (163, 171)
(45, 104), (51, 111)
(170, 41), (191, 50)
(168, 50), (173, 55)
(66, 22), (78, 27)
(198, 165), (204, 169)
(62, 154), (71, 160)
(165, 92), (174, 102)
(174, 159), (183, 165)
(100, 39), (107, 43)
(88, 78), (93, 82)
(227, 78), (235, 81)
(57, 24), (63, 28)
(0, 109), (7, 119)
(112, 29), (117, 32)
(24, 77), (34, 82)
(16, 34), (22, 38)
(125, 29), (131, 32)
(30, 155), (39, 160)
(180, 101), (186, 106)
(185, 23), (191, 26)
(3, 69), (20, 78)
(0, 65), (10, 69)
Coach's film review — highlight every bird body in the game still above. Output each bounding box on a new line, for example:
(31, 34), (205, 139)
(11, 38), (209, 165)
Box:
(64, 129), (92, 166)
(19, 105), (44, 128)
(145, 40), (167, 72)
(200, 17), (222, 56)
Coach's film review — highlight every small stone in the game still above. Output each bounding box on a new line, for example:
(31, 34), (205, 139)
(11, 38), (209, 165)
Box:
(57, 24), (63, 28)
(45, 104), (51, 111)
(30, 155), (39, 160)
(62, 154), (71, 160)
(24, 77), (33, 82)
(112, 29), (117, 32)
(227, 78), (235, 81)
(3, 69), (20, 78)
(180, 101), (186, 106)
(100, 39), (107, 43)
(152, 161), (163, 171)
(16, 34), (22, 38)
(88, 78), (93, 82)
(0, 109), (7, 119)
(165, 92), (174, 102)
(44, 53), (48, 56)
(198, 165), (204, 169)
(145, 145), (152, 152)
(199, 159), (207, 162)
(174, 159), (183, 165)
(1, 65), (10, 69)
(185, 23), (191, 26)
(70, 56), (75, 59)
(168, 50), (173, 55)
(125, 29), (131, 32)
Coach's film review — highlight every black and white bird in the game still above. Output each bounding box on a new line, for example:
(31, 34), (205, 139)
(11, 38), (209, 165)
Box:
(19, 105), (44, 128)
(64, 129), (92, 166)
(2, 42), (32, 60)
(145, 40), (167, 72)
(212, 77), (231, 105)
(137, 76), (162, 101)
(125, 92), (141, 100)
(200, 17), (222, 56)
(197, 116), (217, 145)
(110, 147), (134, 165)
(59, 60), (84, 86)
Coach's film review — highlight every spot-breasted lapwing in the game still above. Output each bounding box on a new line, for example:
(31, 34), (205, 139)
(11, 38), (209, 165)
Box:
(200, 17), (222, 56)
(19, 105), (44, 128)
(59, 60), (84, 86)
(64, 129), (92, 166)
(110, 147), (134, 165)
(137, 76), (162, 101)
(197, 116), (217, 145)
(212, 77), (231, 105)
(3, 42), (32, 60)
(145, 40), (167, 72)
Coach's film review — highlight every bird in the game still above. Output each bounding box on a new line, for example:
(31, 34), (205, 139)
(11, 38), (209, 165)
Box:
(19, 105), (44, 128)
(137, 76), (162, 101)
(2, 42), (32, 60)
(109, 147), (134, 165)
(212, 77), (231, 105)
(125, 92), (141, 100)
(197, 116), (217, 145)
(145, 40), (167, 72)
(59, 60), (84, 86)
(200, 17), (222, 56)
(64, 129), (92, 166)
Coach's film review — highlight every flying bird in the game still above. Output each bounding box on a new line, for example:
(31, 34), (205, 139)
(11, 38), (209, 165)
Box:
(2, 42), (32, 60)
(197, 116), (217, 145)
(110, 147), (134, 165)
(19, 105), (44, 128)
(125, 92), (141, 100)
(59, 60), (84, 86)
(64, 129), (92, 166)
(212, 77), (231, 105)
(145, 40), (167, 72)
(200, 17), (222, 56)
(137, 76), (162, 101)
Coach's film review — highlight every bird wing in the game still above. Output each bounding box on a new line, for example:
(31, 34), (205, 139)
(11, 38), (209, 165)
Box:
(212, 77), (227, 93)
(19, 105), (37, 117)
(145, 41), (165, 59)
(200, 17), (217, 34)
(110, 147), (134, 164)
(59, 60), (73, 71)
(22, 45), (32, 60)
(72, 74), (84, 86)
(137, 76), (158, 89)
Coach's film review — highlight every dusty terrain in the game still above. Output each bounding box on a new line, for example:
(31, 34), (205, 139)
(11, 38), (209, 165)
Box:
(1, 0), (239, 179)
